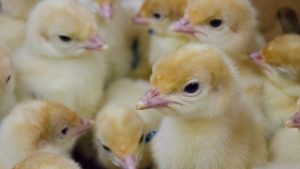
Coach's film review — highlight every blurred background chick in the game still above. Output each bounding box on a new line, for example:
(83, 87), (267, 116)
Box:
(0, 101), (92, 169)
(0, 46), (15, 121)
(95, 78), (161, 169)
(13, 152), (82, 169)
(133, 0), (191, 66)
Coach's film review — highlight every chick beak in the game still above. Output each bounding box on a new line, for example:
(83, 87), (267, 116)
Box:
(136, 89), (175, 110)
(85, 35), (109, 50)
(76, 118), (93, 135)
(170, 17), (197, 34)
(120, 155), (138, 169)
(249, 52), (268, 69)
(132, 14), (149, 25)
(99, 3), (113, 21)
(286, 111), (300, 128)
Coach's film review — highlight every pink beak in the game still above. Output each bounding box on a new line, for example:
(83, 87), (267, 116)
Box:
(136, 89), (176, 110)
(170, 17), (197, 34)
(132, 15), (149, 25)
(85, 35), (108, 50)
(99, 4), (113, 21)
(75, 118), (93, 135)
(249, 52), (267, 69)
(286, 111), (300, 128)
(120, 155), (138, 169)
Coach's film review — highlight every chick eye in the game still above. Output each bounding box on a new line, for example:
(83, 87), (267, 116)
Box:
(183, 81), (200, 96)
(6, 75), (11, 83)
(58, 35), (72, 42)
(148, 28), (155, 35)
(209, 19), (223, 28)
(145, 131), (157, 144)
(102, 144), (111, 152)
(152, 12), (162, 20)
(139, 134), (144, 144)
(60, 127), (69, 135)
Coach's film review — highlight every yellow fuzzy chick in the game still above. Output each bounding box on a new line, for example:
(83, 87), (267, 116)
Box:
(0, 0), (39, 20)
(0, 47), (15, 120)
(13, 152), (82, 169)
(0, 0), (40, 50)
(12, 0), (109, 118)
(136, 43), (267, 169)
(170, 0), (265, 123)
(171, 0), (265, 57)
(0, 101), (92, 169)
(249, 34), (300, 137)
(133, 0), (190, 65)
(95, 78), (161, 169)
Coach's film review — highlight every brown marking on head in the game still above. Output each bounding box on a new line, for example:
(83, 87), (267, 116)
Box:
(263, 34), (300, 68)
(150, 44), (235, 95)
(96, 106), (143, 157)
(11, 101), (83, 148)
(185, 0), (254, 29)
(31, 0), (98, 42)
(137, 0), (187, 20)
(13, 152), (80, 169)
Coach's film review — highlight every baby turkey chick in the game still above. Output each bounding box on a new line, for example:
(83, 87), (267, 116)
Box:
(0, 0), (39, 20)
(133, 0), (190, 66)
(249, 34), (300, 137)
(0, 100), (92, 169)
(171, 0), (266, 123)
(13, 152), (82, 169)
(136, 43), (267, 169)
(0, 0), (40, 50)
(0, 47), (15, 120)
(171, 0), (264, 57)
(95, 78), (161, 169)
(12, 0), (109, 118)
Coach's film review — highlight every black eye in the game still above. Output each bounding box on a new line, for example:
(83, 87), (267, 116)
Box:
(139, 134), (144, 144)
(60, 127), (69, 135)
(183, 82), (200, 95)
(148, 28), (155, 35)
(152, 12), (162, 19)
(145, 131), (157, 144)
(59, 35), (72, 42)
(102, 144), (111, 152)
(6, 75), (11, 83)
(209, 19), (223, 28)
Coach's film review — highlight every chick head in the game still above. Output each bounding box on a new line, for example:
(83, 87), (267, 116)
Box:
(12, 152), (81, 169)
(171, 0), (258, 55)
(137, 43), (239, 120)
(96, 104), (145, 169)
(26, 0), (107, 59)
(249, 34), (300, 83)
(133, 0), (187, 36)
(0, 47), (13, 95)
(12, 101), (93, 153)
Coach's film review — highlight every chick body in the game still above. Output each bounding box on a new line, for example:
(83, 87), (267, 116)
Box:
(12, 0), (109, 118)
(96, 78), (161, 169)
(0, 101), (91, 169)
(137, 44), (267, 169)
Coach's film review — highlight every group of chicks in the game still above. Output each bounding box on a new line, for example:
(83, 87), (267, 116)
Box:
(0, 0), (299, 169)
